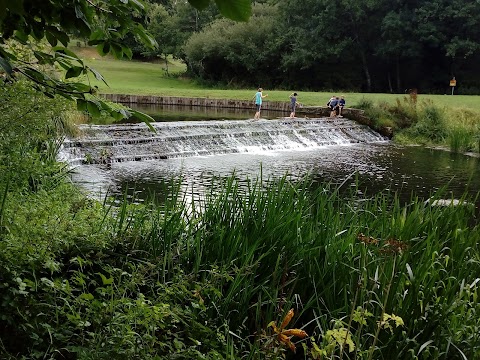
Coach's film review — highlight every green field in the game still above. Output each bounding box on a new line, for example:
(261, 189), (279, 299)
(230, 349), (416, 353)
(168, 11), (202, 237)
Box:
(78, 51), (480, 111)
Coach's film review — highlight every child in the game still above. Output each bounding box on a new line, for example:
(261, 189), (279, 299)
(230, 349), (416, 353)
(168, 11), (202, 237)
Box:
(326, 95), (338, 117)
(289, 92), (298, 118)
(253, 87), (268, 120)
(338, 95), (346, 117)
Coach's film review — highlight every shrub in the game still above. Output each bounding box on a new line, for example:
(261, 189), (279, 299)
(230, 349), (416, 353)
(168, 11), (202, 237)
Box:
(0, 81), (75, 192)
(412, 103), (447, 142)
(388, 97), (419, 129)
(448, 127), (475, 153)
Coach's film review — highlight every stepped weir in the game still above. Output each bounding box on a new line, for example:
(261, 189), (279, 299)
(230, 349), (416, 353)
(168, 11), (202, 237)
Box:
(59, 117), (388, 166)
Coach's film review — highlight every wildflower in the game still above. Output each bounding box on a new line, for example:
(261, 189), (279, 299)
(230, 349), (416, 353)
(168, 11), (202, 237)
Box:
(380, 238), (409, 255)
(268, 308), (308, 353)
(357, 233), (379, 245)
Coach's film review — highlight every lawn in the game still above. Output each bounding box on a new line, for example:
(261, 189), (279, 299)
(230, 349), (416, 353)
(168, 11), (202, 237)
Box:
(76, 49), (480, 111)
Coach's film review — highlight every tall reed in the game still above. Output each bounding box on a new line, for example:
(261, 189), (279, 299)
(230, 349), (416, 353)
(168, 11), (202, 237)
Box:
(122, 174), (480, 358)
(448, 127), (474, 153)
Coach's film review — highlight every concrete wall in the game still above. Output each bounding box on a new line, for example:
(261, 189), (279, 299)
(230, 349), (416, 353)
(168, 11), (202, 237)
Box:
(102, 94), (393, 138)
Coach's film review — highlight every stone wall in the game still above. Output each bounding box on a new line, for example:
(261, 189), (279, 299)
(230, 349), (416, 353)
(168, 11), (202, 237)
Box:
(102, 94), (393, 138)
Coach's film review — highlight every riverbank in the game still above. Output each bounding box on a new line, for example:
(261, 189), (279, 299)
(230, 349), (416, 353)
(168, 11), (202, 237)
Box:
(2, 81), (480, 359)
(79, 56), (480, 110)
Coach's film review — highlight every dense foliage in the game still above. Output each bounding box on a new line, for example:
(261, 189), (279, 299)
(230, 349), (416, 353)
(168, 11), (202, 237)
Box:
(174, 0), (480, 93)
(0, 0), (250, 119)
(1, 83), (480, 359)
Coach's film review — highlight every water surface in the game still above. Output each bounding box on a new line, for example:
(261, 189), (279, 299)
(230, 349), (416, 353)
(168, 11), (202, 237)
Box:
(70, 104), (480, 209)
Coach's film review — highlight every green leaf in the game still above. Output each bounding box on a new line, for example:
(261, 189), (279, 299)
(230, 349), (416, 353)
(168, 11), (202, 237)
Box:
(122, 45), (133, 60)
(46, 30), (58, 47)
(133, 25), (157, 50)
(33, 51), (55, 65)
(67, 82), (92, 93)
(188, 0), (211, 11)
(129, 0), (145, 11)
(87, 100), (102, 117)
(130, 110), (156, 132)
(53, 47), (80, 60)
(98, 273), (114, 285)
(111, 110), (125, 121)
(214, 0), (251, 21)
(89, 29), (104, 42)
(48, 27), (70, 47)
(77, 99), (87, 111)
(13, 29), (29, 44)
(110, 43), (123, 59)
(58, 92), (74, 101)
(74, 5), (88, 25)
(0, 55), (13, 75)
(119, 108), (132, 118)
(32, 25), (44, 40)
(65, 66), (84, 79)
(23, 67), (49, 83)
(79, 293), (94, 300)
(96, 42), (110, 56)
(0, 47), (17, 61)
(86, 66), (108, 86)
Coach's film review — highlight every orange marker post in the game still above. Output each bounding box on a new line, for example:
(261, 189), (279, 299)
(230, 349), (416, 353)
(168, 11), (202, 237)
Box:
(450, 77), (457, 95)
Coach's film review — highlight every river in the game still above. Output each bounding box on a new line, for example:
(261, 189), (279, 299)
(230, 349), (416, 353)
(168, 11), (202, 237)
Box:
(63, 104), (480, 211)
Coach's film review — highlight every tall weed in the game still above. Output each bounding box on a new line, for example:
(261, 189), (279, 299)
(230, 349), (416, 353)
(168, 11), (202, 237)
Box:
(448, 127), (475, 153)
(411, 103), (447, 142)
(109, 175), (480, 358)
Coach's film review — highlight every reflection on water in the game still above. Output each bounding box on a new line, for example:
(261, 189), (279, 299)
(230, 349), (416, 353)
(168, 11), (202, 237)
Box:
(127, 103), (282, 122)
(73, 103), (480, 210)
(71, 142), (480, 211)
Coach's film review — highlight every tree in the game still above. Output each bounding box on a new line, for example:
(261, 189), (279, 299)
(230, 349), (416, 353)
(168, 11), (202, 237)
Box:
(0, 0), (251, 122)
(414, 0), (480, 82)
(184, 4), (282, 87)
(375, 0), (421, 93)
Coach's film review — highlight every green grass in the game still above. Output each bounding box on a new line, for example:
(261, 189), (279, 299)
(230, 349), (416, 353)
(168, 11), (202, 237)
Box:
(78, 53), (480, 111)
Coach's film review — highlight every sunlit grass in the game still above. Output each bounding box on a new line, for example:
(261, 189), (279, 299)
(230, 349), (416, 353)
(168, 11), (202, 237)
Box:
(76, 53), (480, 111)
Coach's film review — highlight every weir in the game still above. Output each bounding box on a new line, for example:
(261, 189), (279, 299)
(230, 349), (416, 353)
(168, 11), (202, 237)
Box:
(59, 117), (388, 166)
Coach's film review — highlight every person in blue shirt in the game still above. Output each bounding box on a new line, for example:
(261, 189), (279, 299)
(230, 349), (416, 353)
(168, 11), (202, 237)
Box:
(289, 92), (298, 118)
(326, 95), (338, 117)
(253, 87), (268, 120)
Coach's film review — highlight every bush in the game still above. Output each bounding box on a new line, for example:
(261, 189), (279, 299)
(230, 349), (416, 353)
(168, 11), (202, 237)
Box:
(0, 81), (75, 192)
(448, 127), (475, 153)
(412, 103), (447, 142)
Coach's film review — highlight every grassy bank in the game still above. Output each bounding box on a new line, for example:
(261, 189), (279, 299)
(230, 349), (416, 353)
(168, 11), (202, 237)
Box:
(69, 48), (480, 153)
(1, 81), (480, 359)
(74, 51), (480, 111)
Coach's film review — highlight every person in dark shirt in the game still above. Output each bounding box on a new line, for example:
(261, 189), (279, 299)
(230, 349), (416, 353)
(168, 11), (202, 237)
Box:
(289, 92), (298, 118)
(338, 95), (346, 117)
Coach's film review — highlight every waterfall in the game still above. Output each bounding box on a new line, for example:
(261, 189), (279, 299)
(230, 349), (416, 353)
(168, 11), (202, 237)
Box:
(59, 117), (388, 165)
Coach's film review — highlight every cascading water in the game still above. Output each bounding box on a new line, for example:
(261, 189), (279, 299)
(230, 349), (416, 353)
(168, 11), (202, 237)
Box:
(59, 117), (388, 165)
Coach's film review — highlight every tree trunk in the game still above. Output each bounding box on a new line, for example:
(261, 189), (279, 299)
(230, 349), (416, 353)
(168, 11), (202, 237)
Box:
(387, 70), (393, 93)
(360, 50), (372, 92)
(396, 56), (401, 93)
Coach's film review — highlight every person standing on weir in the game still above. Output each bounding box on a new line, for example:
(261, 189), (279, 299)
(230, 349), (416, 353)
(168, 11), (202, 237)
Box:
(289, 92), (298, 118)
(338, 95), (346, 117)
(253, 87), (268, 120)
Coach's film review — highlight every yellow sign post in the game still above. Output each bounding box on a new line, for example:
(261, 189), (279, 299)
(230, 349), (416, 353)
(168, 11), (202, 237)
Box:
(450, 77), (456, 95)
